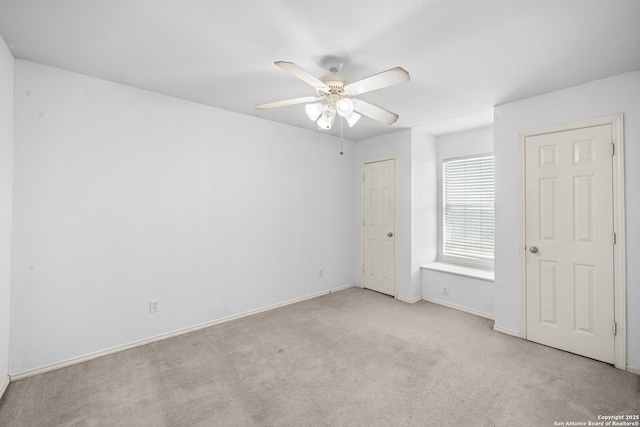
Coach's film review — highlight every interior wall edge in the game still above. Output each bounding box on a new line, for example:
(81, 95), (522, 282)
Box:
(395, 295), (422, 304)
(0, 376), (9, 399)
(0, 33), (15, 394)
(492, 325), (523, 339)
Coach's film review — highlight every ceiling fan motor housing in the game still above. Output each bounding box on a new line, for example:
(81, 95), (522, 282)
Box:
(318, 74), (346, 97)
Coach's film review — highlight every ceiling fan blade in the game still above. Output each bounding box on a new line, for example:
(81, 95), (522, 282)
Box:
(353, 99), (399, 125)
(344, 67), (410, 95)
(255, 96), (323, 110)
(275, 61), (330, 93)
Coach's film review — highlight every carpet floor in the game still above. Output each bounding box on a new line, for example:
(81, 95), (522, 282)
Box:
(0, 287), (638, 426)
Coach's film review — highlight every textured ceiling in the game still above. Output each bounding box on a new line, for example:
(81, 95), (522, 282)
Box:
(0, 0), (638, 140)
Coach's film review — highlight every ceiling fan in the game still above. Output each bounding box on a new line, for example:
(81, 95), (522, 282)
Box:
(255, 58), (410, 131)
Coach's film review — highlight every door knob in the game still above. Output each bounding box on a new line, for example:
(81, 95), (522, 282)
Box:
(387, 232), (394, 237)
(529, 246), (539, 253)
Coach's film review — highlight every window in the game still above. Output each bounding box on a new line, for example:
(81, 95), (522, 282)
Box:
(442, 154), (494, 268)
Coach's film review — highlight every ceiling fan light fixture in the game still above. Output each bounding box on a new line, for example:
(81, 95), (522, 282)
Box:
(305, 103), (324, 121)
(336, 98), (354, 117)
(344, 111), (361, 127)
(317, 110), (335, 130)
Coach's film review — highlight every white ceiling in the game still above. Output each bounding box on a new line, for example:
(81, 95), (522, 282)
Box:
(0, 0), (638, 140)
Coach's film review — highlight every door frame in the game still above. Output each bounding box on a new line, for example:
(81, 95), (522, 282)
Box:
(360, 155), (398, 297)
(519, 114), (626, 370)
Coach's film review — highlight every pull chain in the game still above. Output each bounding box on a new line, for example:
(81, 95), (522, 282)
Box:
(339, 116), (344, 155)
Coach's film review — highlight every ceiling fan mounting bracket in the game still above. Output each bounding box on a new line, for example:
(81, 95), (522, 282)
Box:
(323, 56), (344, 74)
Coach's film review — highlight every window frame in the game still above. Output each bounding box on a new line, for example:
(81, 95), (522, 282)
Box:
(439, 153), (495, 270)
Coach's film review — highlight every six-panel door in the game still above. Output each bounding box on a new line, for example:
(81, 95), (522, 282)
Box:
(525, 125), (615, 364)
(362, 159), (396, 296)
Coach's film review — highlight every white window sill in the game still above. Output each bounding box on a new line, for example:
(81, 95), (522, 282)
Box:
(421, 262), (494, 282)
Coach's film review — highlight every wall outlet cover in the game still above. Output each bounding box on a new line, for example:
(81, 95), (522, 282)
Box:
(150, 300), (159, 313)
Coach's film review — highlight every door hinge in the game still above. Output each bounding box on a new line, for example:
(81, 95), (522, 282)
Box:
(362, 219), (365, 227)
(613, 321), (617, 336)
(362, 173), (365, 182)
(612, 232), (617, 245)
(362, 264), (365, 273)
(611, 143), (615, 156)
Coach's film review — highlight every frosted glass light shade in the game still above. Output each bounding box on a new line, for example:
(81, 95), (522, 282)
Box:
(305, 103), (324, 121)
(345, 112), (361, 127)
(317, 110), (335, 130)
(336, 98), (354, 117)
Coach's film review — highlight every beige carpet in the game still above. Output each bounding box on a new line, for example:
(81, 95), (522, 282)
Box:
(0, 287), (638, 426)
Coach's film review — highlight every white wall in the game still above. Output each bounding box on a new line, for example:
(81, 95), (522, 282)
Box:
(354, 129), (437, 302)
(494, 71), (640, 369)
(410, 130), (437, 300)
(421, 126), (494, 316)
(0, 36), (14, 390)
(10, 60), (357, 374)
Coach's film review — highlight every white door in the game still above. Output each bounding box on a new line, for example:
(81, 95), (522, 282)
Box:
(362, 159), (396, 296)
(525, 124), (615, 363)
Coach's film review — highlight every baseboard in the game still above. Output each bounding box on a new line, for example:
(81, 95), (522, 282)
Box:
(395, 294), (422, 304)
(626, 366), (640, 376)
(328, 283), (356, 294)
(10, 283), (356, 381)
(492, 325), (523, 338)
(0, 376), (9, 399)
(422, 297), (494, 320)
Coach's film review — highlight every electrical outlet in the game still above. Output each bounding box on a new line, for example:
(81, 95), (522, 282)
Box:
(149, 299), (159, 313)
(318, 269), (323, 278)
(442, 287), (449, 296)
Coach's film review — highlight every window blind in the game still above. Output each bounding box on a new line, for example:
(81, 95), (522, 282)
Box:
(443, 155), (494, 261)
